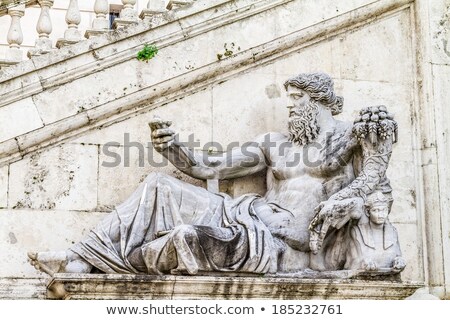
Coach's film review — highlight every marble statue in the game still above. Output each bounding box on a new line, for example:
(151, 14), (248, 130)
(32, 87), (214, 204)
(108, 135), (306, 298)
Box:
(28, 72), (404, 277)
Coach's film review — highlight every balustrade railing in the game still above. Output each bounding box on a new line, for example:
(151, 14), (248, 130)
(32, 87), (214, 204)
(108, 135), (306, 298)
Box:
(0, 0), (194, 69)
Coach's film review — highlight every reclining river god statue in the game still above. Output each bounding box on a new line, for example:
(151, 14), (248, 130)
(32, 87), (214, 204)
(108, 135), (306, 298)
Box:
(28, 72), (405, 278)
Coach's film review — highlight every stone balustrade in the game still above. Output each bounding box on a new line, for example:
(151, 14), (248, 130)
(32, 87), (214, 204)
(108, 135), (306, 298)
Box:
(0, 0), (195, 69)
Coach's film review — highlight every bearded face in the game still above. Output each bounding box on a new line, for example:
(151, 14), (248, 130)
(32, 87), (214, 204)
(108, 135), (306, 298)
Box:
(288, 99), (320, 146)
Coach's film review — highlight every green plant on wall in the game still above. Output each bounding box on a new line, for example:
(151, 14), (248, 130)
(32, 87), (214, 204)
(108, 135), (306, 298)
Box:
(137, 44), (159, 63)
(216, 42), (240, 61)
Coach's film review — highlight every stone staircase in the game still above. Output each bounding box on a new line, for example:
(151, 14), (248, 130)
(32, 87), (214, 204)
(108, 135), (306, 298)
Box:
(0, 0), (413, 165)
(0, 1), (194, 65)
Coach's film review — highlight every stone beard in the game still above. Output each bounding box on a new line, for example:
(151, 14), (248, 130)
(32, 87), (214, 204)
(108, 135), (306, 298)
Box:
(288, 99), (320, 145)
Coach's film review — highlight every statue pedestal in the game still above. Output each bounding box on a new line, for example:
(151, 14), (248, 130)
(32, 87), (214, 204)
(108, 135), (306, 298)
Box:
(47, 273), (422, 300)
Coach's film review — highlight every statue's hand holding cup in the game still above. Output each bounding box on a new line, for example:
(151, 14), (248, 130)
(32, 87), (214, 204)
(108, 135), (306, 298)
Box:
(149, 117), (175, 152)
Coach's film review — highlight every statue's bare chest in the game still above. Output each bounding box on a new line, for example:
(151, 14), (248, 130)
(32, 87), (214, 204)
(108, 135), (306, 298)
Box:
(266, 142), (326, 180)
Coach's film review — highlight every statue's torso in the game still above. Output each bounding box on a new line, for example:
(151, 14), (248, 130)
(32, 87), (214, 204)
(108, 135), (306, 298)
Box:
(259, 125), (354, 251)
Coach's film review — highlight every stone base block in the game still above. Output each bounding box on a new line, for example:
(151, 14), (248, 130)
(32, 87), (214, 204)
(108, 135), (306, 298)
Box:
(92, 18), (109, 31)
(167, 1), (193, 10)
(27, 38), (53, 58)
(139, 10), (169, 26)
(4, 48), (23, 62)
(56, 39), (80, 49)
(113, 18), (140, 30)
(0, 60), (19, 70)
(47, 274), (422, 300)
(84, 29), (111, 39)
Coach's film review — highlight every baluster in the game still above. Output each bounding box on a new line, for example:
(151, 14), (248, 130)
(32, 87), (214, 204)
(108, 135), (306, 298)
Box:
(0, 4), (25, 69)
(166, 0), (193, 11)
(85, 0), (110, 39)
(7, 5), (25, 61)
(27, 0), (54, 58)
(113, 0), (138, 29)
(56, 0), (81, 48)
(140, 0), (167, 25)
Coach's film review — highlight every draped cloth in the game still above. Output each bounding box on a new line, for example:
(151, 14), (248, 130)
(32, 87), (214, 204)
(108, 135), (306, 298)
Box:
(70, 173), (278, 275)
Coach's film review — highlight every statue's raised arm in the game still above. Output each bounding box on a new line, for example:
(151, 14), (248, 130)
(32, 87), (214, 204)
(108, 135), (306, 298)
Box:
(149, 117), (268, 181)
(309, 105), (398, 253)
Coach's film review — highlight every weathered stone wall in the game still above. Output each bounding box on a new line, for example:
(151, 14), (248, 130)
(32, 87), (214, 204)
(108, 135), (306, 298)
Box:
(414, 0), (450, 299)
(0, 0), (449, 299)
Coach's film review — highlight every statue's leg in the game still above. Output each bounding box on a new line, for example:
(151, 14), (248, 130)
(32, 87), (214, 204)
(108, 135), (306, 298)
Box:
(28, 172), (225, 275)
(139, 172), (226, 225)
(27, 250), (92, 276)
(142, 223), (248, 275)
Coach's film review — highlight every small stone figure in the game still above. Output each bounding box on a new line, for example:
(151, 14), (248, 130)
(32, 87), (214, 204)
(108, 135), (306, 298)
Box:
(344, 191), (406, 272)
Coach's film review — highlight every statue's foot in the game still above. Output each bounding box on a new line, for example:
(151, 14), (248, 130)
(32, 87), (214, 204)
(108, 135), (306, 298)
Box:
(28, 250), (93, 276)
(28, 251), (69, 276)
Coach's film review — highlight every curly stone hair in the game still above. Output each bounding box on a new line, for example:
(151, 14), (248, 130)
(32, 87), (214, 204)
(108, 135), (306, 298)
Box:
(284, 72), (343, 115)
